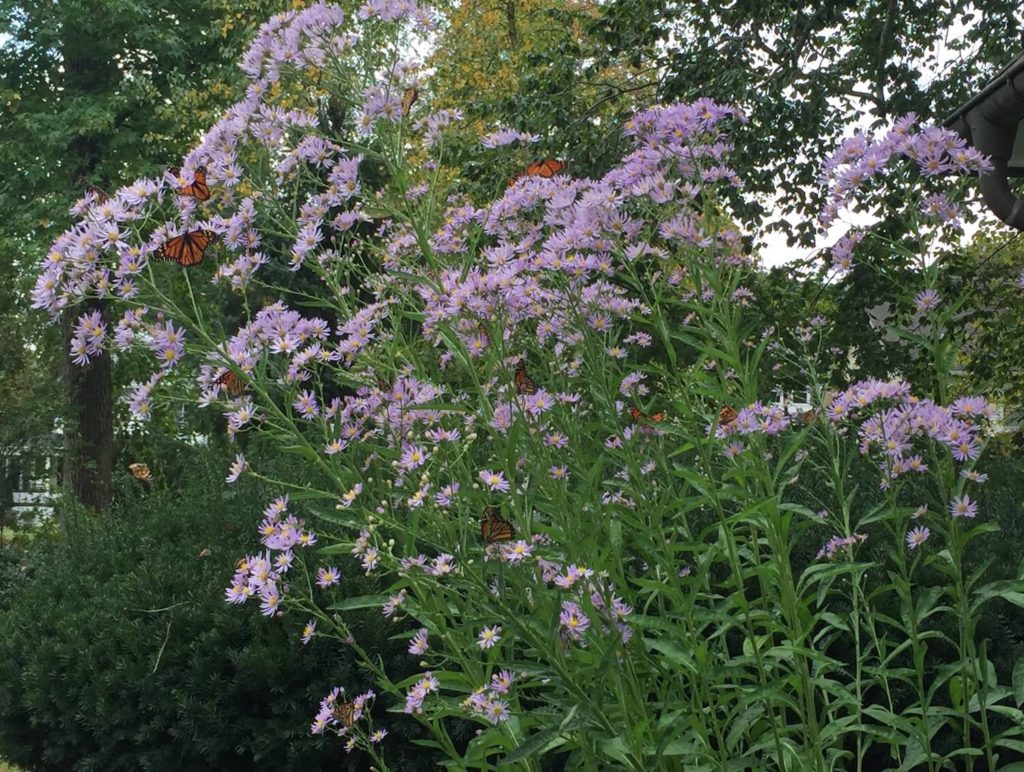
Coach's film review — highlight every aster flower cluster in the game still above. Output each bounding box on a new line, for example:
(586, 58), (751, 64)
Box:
(819, 114), (991, 226)
(225, 495), (317, 615)
(463, 674), (514, 725)
(828, 380), (992, 476)
(542, 564), (634, 647)
(69, 309), (107, 365)
(396, 101), (748, 370)
(311, 686), (376, 736)
(816, 532), (869, 561)
(716, 402), (791, 440)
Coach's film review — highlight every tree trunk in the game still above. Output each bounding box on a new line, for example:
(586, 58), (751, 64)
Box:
(60, 22), (118, 514)
(506, 1), (518, 49)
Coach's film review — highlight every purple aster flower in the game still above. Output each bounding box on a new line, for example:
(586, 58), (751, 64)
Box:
(484, 698), (511, 724)
(559, 601), (590, 641)
(479, 469), (510, 493)
(544, 431), (569, 448)
(906, 526), (930, 550)
(301, 619), (317, 644)
(409, 628), (429, 655)
(477, 625), (502, 650)
(554, 564), (594, 589)
(399, 444), (429, 471)
(914, 289), (940, 313)
(428, 553), (455, 576)
(294, 389), (320, 419)
(259, 584), (281, 617)
(490, 670), (515, 694)
(338, 483), (362, 508)
(435, 482), (459, 507)
(315, 566), (341, 587)
(480, 128), (539, 148)
(360, 548), (380, 573)
(226, 453), (247, 483)
(499, 539), (533, 565)
(949, 494), (978, 519)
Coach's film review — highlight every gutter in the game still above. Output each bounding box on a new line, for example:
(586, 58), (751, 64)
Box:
(943, 51), (1024, 230)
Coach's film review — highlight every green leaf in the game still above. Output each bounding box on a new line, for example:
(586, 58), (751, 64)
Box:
(498, 725), (565, 766)
(328, 594), (389, 612)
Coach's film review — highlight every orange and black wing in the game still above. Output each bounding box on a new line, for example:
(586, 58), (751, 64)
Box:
(524, 159), (565, 178)
(510, 158), (566, 186)
(629, 405), (665, 423)
(170, 165), (210, 201)
(216, 370), (246, 397)
(159, 230), (215, 267)
(718, 405), (738, 425)
(401, 87), (418, 116)
(481, 506), (515, 545)
(514, 362), (538, 396)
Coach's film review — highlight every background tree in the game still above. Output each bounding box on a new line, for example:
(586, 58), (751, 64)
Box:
(0, 0), (287, 512)
(427, 0), (659, 197)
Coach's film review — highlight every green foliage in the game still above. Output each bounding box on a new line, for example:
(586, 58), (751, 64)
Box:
(942, 229), (1024, 422)
(0, 449), (436, 771)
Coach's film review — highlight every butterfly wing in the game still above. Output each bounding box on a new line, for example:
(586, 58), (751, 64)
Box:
(481, 506), (515, 545)
(525, 159), (565, 178)
(511, 159), (566, 186)
(180, 230), (212, 267)
(171, 165), (210, 201)
(628, 406), (644, 422)
(216, 370), (246, 397)
(401, 87), (418, 116)
(333, 701), (357, 727)
(128, 462), (151, 481)
(160, 230), (214, 267)
(514, 363), (538, 395)
(718, 405), (738, 425)
(158, 233), (187, 263)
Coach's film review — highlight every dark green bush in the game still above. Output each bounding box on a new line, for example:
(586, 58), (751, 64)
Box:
(0, 451), (432, 771)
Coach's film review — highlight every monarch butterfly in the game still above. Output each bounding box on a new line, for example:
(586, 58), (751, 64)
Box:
(332, 700), (357, 727)
(524, 159), (565, 178)
(158, 229), (217, 267)
(401, 86), (418, 116)
(481, 506), (515, 545)
(718, 405), (738, 425)
(128, 462), (151, 482)
(629, 406), (666, 423)
(510, 158), (566, 185)
(169, 165), (210, 201)
(216, 369), (247, 397)
(514, 362), (538, 396)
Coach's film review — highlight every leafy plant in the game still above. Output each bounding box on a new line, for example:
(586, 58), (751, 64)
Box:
(0, 449), (435, 771)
